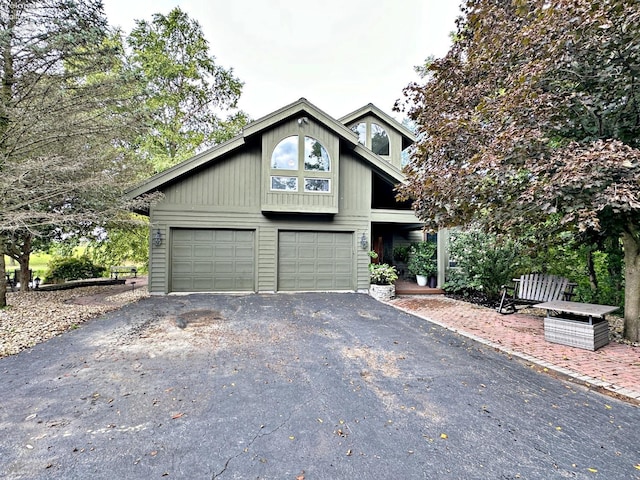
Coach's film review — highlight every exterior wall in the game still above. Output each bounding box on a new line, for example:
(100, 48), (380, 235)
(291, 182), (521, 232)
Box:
(148, 141), (373, 294)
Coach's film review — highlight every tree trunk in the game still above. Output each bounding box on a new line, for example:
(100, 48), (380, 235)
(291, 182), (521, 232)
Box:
(0, 250), (6, 307)
(17, 233), (32, 292)
(585, 246), (598, 294)
(621, 230), (640, 343)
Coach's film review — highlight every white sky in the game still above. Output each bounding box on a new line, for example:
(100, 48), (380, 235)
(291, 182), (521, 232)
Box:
(102, 0), (462, 121)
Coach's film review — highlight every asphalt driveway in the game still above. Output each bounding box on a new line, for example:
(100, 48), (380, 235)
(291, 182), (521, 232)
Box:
(1, 293), (638, 479)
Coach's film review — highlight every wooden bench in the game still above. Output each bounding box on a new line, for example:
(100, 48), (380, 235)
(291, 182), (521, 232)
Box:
(110, 266), (137, 279)
(497, 273), (576, 314)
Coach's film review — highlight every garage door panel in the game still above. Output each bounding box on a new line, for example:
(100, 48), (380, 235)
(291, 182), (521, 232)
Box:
(171, 229), (254, 292)
(193, 262), (214, 274)
(193, 230), (214, 241)
(278, 231), (353, 291)
(173, 246), (193, 258)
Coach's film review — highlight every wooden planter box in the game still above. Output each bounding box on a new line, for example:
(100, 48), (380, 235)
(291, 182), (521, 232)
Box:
(544, 316), (610, 351)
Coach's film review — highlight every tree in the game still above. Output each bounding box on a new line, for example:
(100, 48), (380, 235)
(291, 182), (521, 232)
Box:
(397, 0), (640, 341)
(0, 0), (153, 305)
(126, 7), (249, 171)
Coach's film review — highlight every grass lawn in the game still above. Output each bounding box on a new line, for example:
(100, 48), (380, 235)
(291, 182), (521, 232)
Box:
(5, 252), (53, 279)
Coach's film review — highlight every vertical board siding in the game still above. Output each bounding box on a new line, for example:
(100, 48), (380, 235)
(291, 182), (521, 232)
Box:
(163, 146), (261, 209)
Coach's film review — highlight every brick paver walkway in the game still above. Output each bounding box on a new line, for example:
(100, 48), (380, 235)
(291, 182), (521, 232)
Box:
(390, 295), (640, 403)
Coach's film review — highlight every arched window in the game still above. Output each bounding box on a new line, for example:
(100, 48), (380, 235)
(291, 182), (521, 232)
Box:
(350, 122), (366, 145)
(271, 136), (298, 169)
(371, 123), (389, 156)
(270, 135), (331, 193)
(304, 136), (330, 172)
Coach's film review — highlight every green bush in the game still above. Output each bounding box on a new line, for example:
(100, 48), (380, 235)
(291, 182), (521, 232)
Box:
(44, 256), (105, 283)
(407, 241), (437, 277)
(444, 229), (521, 299)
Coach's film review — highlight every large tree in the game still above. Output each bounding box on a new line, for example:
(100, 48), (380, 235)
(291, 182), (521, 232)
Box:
(127, 7), (248, 171)
(0, 0), (152, 304)
(398, 0), (640, 341)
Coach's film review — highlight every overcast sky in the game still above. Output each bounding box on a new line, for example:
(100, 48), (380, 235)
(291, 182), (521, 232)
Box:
(102, 0), (462, 121)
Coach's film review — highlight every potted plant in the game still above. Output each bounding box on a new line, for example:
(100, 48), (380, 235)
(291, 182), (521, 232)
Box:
(368, 251), (398, 301)
(407, 241), (437, 287)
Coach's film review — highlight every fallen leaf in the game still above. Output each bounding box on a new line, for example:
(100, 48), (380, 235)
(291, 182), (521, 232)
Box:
(296, 472), (305, 480)
(150, 451), (158, 457)
(605, 404), (612, 410)
(556, 426), (562, 431)
(171, 413), (184, 419)
(587, 468), (598, 473)
(346, 449), (352, 456)
(440, 433), (448, 439)
(289, 436), (295, 440)
(634, 464), (640, 470)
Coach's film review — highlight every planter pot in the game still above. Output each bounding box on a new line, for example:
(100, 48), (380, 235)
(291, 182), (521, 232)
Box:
(416, 275), (427, 287)
(428, 275), (437, 288)
(369, 283), (395, 302)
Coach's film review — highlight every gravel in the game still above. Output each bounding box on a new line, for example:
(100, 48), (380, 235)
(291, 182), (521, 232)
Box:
(0, 283), (149, 358)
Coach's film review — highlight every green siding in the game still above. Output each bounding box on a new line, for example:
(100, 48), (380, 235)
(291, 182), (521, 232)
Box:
(163, 146), (261, 209)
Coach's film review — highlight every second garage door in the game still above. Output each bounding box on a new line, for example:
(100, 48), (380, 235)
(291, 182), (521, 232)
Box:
(171, 229), (254, 292)
(278, 231), (353, 291)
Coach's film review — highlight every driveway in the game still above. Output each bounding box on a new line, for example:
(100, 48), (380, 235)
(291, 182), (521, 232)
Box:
(1, 293), (638, 479)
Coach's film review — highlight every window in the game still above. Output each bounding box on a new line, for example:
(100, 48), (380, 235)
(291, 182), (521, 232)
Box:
(350, 122), (366, 145)
(270, 135), (331, 192)
(304, 178), (330, 192)
(304, 137), (330, 171)
(371, 123), (389, 156)
(271, 136), (298, 169)
(271, 176), (298, 191)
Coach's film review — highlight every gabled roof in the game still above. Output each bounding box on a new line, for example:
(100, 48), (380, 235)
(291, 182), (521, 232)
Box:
(127, 98), (406, 199)
(339, 103), (416, 150)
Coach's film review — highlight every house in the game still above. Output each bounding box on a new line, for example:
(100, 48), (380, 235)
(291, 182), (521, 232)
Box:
(128, 98), (445, 294)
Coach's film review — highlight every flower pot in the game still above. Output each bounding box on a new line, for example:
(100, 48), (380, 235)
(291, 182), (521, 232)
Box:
(416, 275), (427, 287)
(428, 275), (437, 288)
(369, 283), (395, 301)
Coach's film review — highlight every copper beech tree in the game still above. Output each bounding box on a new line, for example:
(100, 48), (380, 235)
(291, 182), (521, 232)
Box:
(397, 0), (640, 341)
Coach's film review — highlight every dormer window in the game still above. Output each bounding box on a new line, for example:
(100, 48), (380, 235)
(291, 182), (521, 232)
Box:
(350, 121), (390, 157)
(270, 135), (331, 193)
(351, 122), (366, 145)
(371, 123), (389, 156)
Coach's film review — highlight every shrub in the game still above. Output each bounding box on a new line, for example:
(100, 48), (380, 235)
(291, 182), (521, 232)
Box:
(44, 256), (105, 283)
(445, 229), (521, 299)
(407, 241), (437, 277)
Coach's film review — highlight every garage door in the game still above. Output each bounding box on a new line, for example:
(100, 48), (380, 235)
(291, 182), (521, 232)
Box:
(171, 229), (254, 292)
(278, 231), (353, 291)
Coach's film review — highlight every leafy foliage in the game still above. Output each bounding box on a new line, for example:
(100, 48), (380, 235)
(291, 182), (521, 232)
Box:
(0, 1), (156, 301)
(398, 0), (640, 341)
(368, 251), (398, 285)
(444, 230), (521, 300)
(44, 256), (105, 283)
(87, 218), (150, 271)
(407, 241), (437, 277)
(126, 7), (249, 171)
